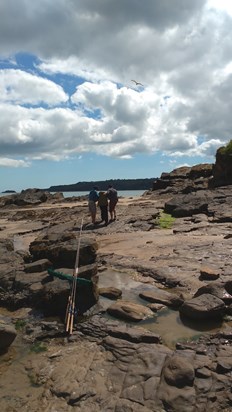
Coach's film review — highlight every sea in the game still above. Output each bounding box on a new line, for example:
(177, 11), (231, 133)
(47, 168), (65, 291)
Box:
(60, 189), (146, 198)
(0, 190), (146, 198)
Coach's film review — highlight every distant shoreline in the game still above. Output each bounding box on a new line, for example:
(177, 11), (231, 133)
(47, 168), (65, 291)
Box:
(44, 177), (155, 192)
(0, 189), (146, 198)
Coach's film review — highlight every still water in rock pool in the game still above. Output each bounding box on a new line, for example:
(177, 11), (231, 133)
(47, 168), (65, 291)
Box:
(98, 269), (224, 349)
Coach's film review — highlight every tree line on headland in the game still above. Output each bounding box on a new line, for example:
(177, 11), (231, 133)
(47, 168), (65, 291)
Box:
(45, 178), (155, 192)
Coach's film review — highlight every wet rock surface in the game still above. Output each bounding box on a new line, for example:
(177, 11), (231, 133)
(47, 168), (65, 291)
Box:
(179, 293), (225, 320)
(107, 300), (154, 322)
(0, 171), (232, 411)
(2, 319), (232, 411)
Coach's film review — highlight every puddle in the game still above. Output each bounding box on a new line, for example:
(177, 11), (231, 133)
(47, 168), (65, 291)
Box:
(99, 268), (226, 349)
(140, 308), (223, 349)
(98, 268), (155, 310)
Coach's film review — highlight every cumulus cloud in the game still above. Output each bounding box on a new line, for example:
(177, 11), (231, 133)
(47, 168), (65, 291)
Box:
(0, 69), (68, 105)
(0, 0), (231, 168)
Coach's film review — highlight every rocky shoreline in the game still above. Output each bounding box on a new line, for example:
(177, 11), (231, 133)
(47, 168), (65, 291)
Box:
(0, 162), (232, 411)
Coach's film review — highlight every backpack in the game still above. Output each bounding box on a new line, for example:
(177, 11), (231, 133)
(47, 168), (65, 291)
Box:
(89, 190), (99, 202)
(107, 188), (118, 201)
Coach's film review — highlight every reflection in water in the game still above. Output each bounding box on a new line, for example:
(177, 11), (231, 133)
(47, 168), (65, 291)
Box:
(179, 311), (223, 332)
(99, 269), (224, 349)
(141, 308), (223, 349)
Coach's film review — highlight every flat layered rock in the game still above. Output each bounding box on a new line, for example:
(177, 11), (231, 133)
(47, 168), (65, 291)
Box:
(99, 286), (122, 300)
(24, 259), (52, 273)
(107, 300), (154, 322)
(139, 289), (183, 308)
(199, 264), (220, 280)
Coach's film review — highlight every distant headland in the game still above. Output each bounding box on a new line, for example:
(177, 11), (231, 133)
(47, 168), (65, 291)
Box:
(44, 178), (155, 192)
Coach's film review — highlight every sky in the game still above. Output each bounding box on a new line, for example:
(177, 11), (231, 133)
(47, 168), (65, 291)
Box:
(1, 0), (232, 192)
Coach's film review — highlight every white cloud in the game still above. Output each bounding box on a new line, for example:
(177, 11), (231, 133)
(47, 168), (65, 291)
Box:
(38, 57), (110, 83)
(208, 0), (232, 16)
(0, 69), (68, 105)
(0, 0), (231, 168)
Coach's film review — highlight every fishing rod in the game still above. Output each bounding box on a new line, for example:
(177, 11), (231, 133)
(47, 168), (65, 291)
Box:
(65, 218), (83, 334)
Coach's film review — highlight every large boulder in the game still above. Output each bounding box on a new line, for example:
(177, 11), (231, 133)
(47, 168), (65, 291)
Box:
(179, 293), (225, 320)
(38, 262), (98, 315)
(0, 232), (99, 314)
(162, 354), (195, 387)
(29, 227), (98, 269)
(164, 191), (209, 217)
(107, 300), (154, 322)
(194, 282), (232, 304)
(40, 274), (99, 317)
(158, 354), (196, 412)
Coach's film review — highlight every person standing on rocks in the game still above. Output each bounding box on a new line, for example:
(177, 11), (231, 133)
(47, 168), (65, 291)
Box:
(107, 184), (118, 221)
(98, 191), (109, 226)
(88, 186), (99, 224)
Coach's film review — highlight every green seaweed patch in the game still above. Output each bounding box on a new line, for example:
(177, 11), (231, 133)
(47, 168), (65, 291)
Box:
(30, 341), (47, 353)
(157, 212), (175, 229)
(177, 334), (202, 344)
(15, 319), (27, 330)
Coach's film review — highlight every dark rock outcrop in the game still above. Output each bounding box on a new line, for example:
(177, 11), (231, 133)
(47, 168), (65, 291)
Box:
(29, 226), (98, 269)
(210, 141), (232, 187)
(152, 164), (213, 194)
(164, 186), (232, 220)
(0, 224), (99, 315)
(152, 142), (232, 196)
(0, 188), (64, 207)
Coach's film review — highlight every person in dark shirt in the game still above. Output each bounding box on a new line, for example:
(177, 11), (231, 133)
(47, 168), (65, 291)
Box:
(107, 185), (118, 221)
(88, 186), (99, 224)
(98, 191), (109, 226)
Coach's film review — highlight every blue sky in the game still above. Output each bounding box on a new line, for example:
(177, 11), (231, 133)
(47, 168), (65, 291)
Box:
(1, 0), (232, 192)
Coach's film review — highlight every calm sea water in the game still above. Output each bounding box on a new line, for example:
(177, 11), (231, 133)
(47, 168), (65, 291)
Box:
(61, 190), (146, 198)
(0, 189), (146, 198)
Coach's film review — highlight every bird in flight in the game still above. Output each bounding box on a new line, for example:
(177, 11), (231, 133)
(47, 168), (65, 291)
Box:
(131, 79), (144, 86)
